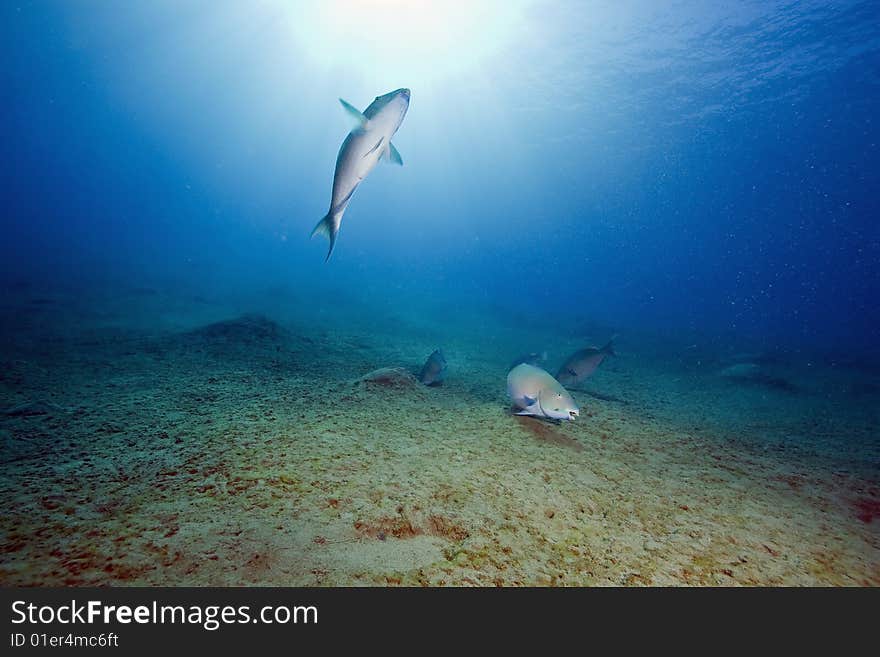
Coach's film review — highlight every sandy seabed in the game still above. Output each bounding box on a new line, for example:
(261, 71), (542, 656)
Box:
(1, 288), (878, 586)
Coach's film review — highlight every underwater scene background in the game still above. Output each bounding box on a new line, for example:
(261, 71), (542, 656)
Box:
(1, 1), (878, 585)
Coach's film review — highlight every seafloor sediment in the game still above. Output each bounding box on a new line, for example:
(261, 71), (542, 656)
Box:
(1, 289), (878, 586)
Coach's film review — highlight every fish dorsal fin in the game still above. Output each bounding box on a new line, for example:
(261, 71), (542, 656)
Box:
(339, 98), (368, 128)
(382, 142), (403, 166)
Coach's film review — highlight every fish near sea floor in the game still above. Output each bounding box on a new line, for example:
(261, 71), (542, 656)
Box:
(419, 349), (447, 386)
(0, 294), (877, 586)
(556, 338), (616, 387)
(508, 364), (579, 421)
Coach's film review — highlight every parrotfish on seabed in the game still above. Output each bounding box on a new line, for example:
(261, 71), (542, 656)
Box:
(507, 363), (580, 422)
(556, 337), (616, 387)
(311, 88), (411, 261)
(419, 349), (447, 386)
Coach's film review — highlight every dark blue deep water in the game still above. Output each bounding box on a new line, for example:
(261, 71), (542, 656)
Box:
(4, 1), (878, 354)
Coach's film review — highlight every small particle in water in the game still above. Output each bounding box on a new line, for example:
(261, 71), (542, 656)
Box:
(377, 532), (387, 541)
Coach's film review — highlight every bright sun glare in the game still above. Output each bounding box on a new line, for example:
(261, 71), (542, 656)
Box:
(285, 0), (527, 86)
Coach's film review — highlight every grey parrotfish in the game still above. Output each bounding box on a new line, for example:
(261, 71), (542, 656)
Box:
(556, 337), (616, 387)
(418, 349), (447, 386)
(507, 363), (579, 421)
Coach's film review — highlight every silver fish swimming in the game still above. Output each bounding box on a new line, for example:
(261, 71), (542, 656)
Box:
(311, 88), (411, 261)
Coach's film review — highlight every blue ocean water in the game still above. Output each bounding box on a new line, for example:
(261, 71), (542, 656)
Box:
(1, 2), (879, 586)
(4, 1), (877, 353)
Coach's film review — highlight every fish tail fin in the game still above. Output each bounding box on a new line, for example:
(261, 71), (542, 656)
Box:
(603, 335), (617, 356)
(310, 211), (342, 262)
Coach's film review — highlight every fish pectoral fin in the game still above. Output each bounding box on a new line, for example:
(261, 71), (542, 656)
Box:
(382, 142), (403, 166)
(339, 98), (369, 128)
(523, 395), (537, 407)
(514, 410), (536, 416)
(363, 136), (385, 159)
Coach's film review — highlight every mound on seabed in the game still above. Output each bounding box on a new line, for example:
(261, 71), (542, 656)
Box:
(184, 314), (287, 344)
(719, 362), (800, 393)
(170, 314), (302, 365)
(356, 367), (421, 390)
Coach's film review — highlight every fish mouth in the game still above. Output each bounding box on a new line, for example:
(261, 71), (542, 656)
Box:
(569, 410), (579, 420)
